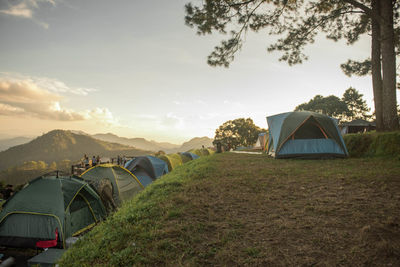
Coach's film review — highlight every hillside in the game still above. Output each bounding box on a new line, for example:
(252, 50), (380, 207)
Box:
(92, 133), (180, 152)
(0, 130), (152, 171)
(0, 136), (33, 152)
(60, 153), (400, 266)
(177, 136), (213, 152)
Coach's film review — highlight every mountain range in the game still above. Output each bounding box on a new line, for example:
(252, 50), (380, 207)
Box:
(92, 133), (213, 153)
(0, 130), (214, 172)
(92, 133), (180, 152)
(0, 130), (152, 171)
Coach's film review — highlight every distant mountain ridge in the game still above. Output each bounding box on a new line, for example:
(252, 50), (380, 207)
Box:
(0, 130), (214, 172)
(92, 133), (213, 153)
(0, 130), (152, 171)
(178, 137), (214, 152)
(0, 136), (33, 152)
(92, 133), (180, 152)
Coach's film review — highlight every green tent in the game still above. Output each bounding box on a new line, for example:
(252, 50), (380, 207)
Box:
(267, 111), (348, 158)
(190, 148), (215, 156)
(179, 153), (192, 163)
(80, 164), (144, 206)
(0, 175), (106, 248)
(157, 154), (183, 172)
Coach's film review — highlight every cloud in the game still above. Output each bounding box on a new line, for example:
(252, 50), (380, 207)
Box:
(160, 113), (185, 130)
(0, 103), (25, 116)
(0, 73), (97, 96)
(83, 108), (120, 126)
(0, 0), (56, 28)
(0, 79), (85, 120)
(0, 76), (119, 126)
(0, 2), (32, 18)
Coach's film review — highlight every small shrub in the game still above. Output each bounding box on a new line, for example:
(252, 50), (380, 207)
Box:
(344, 131), (400, 157)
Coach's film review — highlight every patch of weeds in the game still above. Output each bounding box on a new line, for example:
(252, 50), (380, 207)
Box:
(244, 247), (261, 257)
(166, 207), (183, 219)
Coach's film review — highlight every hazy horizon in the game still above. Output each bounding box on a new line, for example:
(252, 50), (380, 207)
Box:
(1, 0), (397, 143)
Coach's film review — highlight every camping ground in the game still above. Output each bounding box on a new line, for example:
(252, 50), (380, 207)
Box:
(59, 152), (400, 266)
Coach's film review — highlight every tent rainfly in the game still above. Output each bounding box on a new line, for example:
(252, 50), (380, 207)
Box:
(0, 175), (106, 248)
(254, 132), (267, 151)
(267, 111), (348, 158)
(158, 154), (183, 172)
(124, 156), (169, 187)
(181, 152), (200, 160)
(81, 164), (144, 205)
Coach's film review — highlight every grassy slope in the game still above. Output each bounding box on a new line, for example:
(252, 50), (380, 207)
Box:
(60, 153), (400, 266)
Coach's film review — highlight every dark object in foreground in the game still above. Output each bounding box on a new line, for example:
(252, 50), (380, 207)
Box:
(27, 248), (65, 267)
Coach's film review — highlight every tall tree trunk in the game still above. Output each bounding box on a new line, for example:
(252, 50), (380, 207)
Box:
(371, 0), (383, 131)
(380, 0), (399, 130)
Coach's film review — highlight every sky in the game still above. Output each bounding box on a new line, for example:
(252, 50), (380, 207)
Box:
(0, 0), (398, 144)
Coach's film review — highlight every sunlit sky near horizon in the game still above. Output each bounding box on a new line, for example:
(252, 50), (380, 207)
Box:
(0, 0), (398, 144)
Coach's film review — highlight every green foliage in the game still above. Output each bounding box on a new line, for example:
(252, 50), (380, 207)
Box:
(342, 87), (371, 121)
(185, 1), (399, 67)
(295, 95), (348, 120)
(0, 160), (71, 185)
(295, 87), (372, 122)
(344, 131), (400, 157)
(213, 118), (265, 150)
(341, 58), (372, 77)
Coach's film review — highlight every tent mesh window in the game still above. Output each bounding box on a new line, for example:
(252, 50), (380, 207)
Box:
(69, 194), (96, 236)
(292, 117), (328, 140)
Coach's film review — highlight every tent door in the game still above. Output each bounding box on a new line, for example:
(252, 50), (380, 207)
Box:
(68, 194), (96, 236)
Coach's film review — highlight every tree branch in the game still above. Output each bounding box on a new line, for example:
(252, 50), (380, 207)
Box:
(342, 0), (384, 24)
(227, 0), (257, 8)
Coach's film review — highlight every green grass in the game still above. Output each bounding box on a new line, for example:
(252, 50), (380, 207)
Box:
(59, 153), (400, 266)
(344, 131), (400, 157)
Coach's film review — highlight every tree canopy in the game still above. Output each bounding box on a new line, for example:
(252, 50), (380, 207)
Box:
(342, 87), (371, 121)
(213, 118), (265, 150)
(295, 95), (348, 119)
(185, 0), (399, 131)
(295, 87), (371, 122)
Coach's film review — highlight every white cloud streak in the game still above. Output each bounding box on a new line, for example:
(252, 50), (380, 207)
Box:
(0, 2), (32, 18)
(0, 0), (56, 28)
(0, 73), (97, 96)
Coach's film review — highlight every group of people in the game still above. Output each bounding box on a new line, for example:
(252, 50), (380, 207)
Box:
(82, 154), (101, 169)
(79, 154), (129, 170)
(114, 155), (127, 166)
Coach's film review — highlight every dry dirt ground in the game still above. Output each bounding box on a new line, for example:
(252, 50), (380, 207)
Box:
(160, 153), (400, 266)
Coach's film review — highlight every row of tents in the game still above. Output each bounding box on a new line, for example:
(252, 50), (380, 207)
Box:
(0, 111), (348, 249)
(0, 149), (213, 249)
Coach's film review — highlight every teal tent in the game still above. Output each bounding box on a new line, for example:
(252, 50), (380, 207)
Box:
(267, 111), (348, 158)
(124, 156), (169, 187)
(0, 174), (106, 248)
(181, 152), (199, 160)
